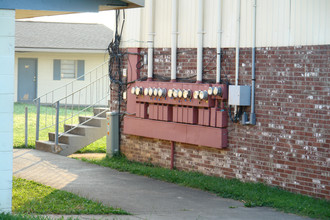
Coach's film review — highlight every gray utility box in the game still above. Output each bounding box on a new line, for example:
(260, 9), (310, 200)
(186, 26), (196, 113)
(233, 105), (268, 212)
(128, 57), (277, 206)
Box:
(106, 112), (119, 157)
(228, 85), (251, 106)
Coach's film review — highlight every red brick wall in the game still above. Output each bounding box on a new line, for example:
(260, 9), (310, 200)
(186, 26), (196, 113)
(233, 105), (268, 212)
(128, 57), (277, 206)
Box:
(118, 45), (329, 199)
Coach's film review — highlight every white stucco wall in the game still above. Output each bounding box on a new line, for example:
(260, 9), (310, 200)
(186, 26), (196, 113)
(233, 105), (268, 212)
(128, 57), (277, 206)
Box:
(14, 52), (110, 106)
(0, 9), (14, 213)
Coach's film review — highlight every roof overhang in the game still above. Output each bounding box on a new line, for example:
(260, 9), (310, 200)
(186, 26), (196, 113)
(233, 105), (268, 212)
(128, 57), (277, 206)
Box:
(15, 47), (109, 54)
(0, 0), (144, 19)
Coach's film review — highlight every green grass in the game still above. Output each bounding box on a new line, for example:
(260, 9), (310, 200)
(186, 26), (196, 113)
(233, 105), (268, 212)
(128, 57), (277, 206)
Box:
(0, 213), (52, 220)
(12, 177), (128, 215)
(13, 102), (106, 153)
(80, 155), (330, 220)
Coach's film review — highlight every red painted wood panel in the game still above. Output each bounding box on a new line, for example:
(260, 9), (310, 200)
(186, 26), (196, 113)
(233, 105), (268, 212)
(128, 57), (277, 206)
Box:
(216, 111), (228, 128)
(123, 116), (228, 148)
(136, 103), (148, 119)
(127, 48), (140, 114)
(198, 108), (210, 126)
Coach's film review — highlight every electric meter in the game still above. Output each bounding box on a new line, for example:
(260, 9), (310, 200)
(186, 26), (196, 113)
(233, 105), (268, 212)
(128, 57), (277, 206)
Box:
(148, 87), (154, 96)
(153, 87), (159, 96)
(193, 90), (200, 99)
(183, 89), (192, 99)
(144, 87), (149, 96)
(213, 87), (222, 96)
(178, 89), (183, 98)
(199, 90), (208, 100)
(135, 87), (143, 95)
(168, 89), (173, 98)
(173, 89), (179, 98)
(158, 88), (166, 97)
(131, 87), (136, 95)
(208, 87), (213, 95)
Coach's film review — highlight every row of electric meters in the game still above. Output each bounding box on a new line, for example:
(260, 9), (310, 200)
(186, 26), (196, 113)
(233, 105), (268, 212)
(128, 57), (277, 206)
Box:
(131, 86), (223, 100)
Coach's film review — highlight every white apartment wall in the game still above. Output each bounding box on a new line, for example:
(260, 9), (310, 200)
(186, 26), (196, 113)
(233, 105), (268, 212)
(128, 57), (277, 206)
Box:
(14, 52), (110, 106)
(0, 9), (14, 213)
(121, 0), (330, 48)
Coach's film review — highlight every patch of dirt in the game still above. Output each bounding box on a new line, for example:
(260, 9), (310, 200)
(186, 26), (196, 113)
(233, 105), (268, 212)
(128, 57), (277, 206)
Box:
(69, 153), (106, 160)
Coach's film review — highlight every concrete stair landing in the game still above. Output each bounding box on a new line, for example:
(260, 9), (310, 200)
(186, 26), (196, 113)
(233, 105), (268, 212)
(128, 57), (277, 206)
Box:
(36, 107), (109, 156)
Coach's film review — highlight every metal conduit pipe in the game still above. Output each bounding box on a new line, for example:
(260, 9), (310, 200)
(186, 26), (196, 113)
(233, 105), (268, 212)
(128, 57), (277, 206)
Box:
(216, 0), (222, 84)
(147, 0), (154, 80)
(235, 0), (241, 86)
(234, 0), (241, 114)
(249, 0), (257, 125)
(171, 0), (178, 82)
(196, 0), (203, 83)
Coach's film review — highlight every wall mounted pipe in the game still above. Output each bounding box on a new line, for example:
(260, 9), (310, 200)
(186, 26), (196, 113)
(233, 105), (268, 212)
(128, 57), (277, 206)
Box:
(216, 0), (222, 84)
(171, 141), (175, 169)
(147, 0), (154, 81)
(234, 0), (241, 114)
(249, 0), (257, 125)
(196, 0), (203, 83)
(235, 0), (241, 86)
(171, 0), (178, 82)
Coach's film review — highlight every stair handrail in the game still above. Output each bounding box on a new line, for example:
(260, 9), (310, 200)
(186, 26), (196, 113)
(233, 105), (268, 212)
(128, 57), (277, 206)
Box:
(35, 60), (110, 141)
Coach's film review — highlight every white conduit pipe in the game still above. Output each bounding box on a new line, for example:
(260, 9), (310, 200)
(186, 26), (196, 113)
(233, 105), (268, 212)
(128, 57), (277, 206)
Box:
(216, 0), (222, 84)
(235, 0), (241, 86)
(250, 0), (257, 125)
(196, 0), (203, 83)
(171, 0), (178, 82)
(147, 0), (154, 80)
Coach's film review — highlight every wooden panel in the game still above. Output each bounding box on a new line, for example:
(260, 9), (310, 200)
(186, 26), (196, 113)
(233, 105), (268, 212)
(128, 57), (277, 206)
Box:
(136, 103), (148, 119)
(124, 116), (228, 148)
(216, 111), (228, 128)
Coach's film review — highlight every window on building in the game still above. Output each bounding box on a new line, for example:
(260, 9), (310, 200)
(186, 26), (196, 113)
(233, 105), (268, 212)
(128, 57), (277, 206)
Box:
(53, 59), (85, 81)
(61, 60), (76, 79)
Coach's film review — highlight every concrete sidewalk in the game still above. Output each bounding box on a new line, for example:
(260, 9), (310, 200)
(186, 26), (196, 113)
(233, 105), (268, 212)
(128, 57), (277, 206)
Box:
(13, 149), (311, 220)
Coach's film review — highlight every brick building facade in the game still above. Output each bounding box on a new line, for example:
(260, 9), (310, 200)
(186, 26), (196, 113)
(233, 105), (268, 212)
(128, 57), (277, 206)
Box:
(111, 0), (329, 200)
(109, 45), (330, 199)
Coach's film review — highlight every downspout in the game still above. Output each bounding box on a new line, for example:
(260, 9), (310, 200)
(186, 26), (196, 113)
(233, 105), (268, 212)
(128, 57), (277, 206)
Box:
(250, 0), (257, 125)
(171, 0), (178, 82)
(234, 0), (241, 114)
(147, 0), (154, 81)
(216, 0), (222, 84)
(196, 0), (203, 83)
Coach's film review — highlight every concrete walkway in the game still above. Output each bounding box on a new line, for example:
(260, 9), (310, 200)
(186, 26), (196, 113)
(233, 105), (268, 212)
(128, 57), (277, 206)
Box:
(13, 149), (311, 220)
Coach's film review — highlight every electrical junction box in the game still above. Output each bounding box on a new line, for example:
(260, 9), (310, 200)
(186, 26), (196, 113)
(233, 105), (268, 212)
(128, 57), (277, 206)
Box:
(228, 85), (251, 106)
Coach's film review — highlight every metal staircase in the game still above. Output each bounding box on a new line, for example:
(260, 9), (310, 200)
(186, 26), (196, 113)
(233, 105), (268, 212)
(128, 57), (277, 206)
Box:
(34, 61), (111, 156)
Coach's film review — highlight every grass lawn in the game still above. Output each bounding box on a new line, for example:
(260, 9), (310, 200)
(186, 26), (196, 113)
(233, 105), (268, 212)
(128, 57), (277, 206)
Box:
(12, 177), (128, 215)
(79, 155), (330, 220)
(13, 102), (106, 153)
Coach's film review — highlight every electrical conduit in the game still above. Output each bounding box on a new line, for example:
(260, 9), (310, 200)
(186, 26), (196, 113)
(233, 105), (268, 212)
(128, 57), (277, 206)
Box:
(147, 0), (154, 81)
(196, 0), (203, 83)
(171, 0), (178, 82)
(235, 0), (241, 86)
(216, 0), (222, 84)
(234, 0), (241, 114)
(249, 0), (257, 125)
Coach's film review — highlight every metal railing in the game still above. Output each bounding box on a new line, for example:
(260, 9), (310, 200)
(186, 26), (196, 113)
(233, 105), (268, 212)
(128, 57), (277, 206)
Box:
(35, 61), (110, 145)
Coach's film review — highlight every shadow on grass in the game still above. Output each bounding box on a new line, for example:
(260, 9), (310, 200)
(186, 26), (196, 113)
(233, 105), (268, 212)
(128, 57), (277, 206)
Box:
(12, 177), (129, 216)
